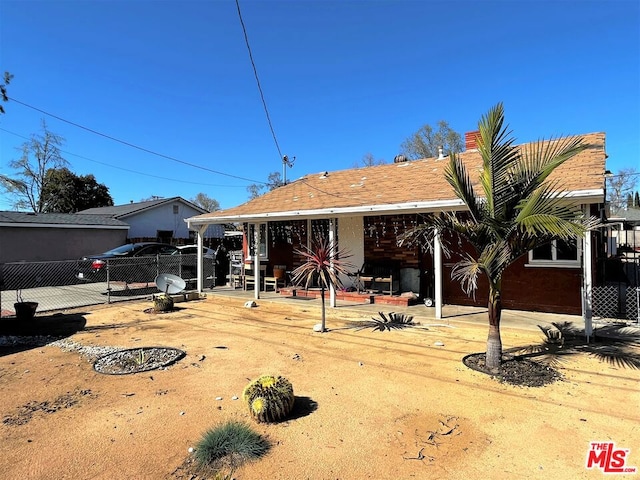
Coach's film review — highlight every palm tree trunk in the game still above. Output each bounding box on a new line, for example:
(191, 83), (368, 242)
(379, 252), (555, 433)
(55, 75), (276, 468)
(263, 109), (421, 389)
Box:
(485, 283), (503, 370)
(320, 285), (326, 332)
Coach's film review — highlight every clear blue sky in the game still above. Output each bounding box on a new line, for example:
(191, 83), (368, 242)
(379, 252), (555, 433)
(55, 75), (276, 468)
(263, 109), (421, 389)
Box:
(1, 0), (638, 211)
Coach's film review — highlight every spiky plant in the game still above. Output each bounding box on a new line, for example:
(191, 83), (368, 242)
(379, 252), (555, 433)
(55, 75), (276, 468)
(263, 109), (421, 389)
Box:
(291, 235), (355, 332)
(194, 420), (270, 475)
(242, 375), (295, 423)
(400, 103), (599, 370)
(153, 293), (173, 312)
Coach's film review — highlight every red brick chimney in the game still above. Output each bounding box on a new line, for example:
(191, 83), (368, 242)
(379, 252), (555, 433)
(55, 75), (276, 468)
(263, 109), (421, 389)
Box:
(465, 131), (480, 150)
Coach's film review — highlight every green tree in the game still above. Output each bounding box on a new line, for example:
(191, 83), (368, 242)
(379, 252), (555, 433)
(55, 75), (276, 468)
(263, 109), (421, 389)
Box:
(1, 71), (13, 114)
(401, 120), (464, 160)
(191, 192), (220, 212)
(400, 103), (598, 370)
(291, 236), (354, 333)
(0, 120), (68, 212)
(40, 167), (114, 212)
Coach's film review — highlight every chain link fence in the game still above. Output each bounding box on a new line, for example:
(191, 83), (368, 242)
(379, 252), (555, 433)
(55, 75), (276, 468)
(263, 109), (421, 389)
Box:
(0, 254), (215, 318)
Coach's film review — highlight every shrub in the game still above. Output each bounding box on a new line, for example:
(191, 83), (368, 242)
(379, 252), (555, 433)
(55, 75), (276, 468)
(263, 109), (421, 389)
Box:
(242, 375), (295, 423)
(194, 420), (270, 473)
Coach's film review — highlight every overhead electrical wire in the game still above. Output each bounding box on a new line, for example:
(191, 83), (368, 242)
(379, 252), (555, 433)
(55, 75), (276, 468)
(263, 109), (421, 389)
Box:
(235, 0), (283, 160)
(6, 97), (267, 185)
(0, 127), (243, 188)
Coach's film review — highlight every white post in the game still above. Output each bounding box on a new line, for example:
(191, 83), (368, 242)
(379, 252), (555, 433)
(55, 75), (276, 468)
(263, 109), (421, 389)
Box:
(583, 226), (593, 341)
(196, 225), (207, 293)
(434, 228), (443, 319)
(329, 218), (336, 308)
(254, 223), (260, 300)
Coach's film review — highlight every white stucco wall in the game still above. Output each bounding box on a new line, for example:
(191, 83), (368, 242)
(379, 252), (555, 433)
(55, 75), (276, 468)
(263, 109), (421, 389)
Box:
(125, 201), (223, 240)
(338, 216), (364, 288)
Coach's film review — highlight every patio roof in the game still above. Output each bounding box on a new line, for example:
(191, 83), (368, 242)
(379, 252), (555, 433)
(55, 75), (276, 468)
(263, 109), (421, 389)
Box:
(187, 132), (607, 225)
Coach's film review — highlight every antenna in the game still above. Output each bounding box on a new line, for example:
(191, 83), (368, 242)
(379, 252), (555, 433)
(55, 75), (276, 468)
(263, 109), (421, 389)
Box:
(155, 273), (186, 295)
(282, 155), (295, 185)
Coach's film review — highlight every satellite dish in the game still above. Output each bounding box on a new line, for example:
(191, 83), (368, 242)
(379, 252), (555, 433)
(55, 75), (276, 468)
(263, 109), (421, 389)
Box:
(155, 273), (186, 295)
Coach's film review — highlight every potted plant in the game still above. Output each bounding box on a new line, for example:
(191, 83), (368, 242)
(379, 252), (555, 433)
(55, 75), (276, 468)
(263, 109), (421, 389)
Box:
(14, 289), (38, 322)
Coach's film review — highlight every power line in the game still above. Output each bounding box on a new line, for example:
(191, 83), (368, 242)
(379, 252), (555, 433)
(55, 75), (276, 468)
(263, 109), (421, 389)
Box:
(7, 97), (267, 185)
(0, 128), (245, 188)
(235, 0), (283, 160)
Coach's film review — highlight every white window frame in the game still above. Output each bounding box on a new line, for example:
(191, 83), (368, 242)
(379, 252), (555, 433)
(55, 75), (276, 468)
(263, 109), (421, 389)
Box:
(527, 238), (582, 268)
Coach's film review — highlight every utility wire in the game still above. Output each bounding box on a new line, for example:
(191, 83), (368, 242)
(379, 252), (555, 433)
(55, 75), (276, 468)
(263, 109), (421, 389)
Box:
(0, 128), (244, 188)
(235, 0), (283, 160)
(7, 97), (267, 185)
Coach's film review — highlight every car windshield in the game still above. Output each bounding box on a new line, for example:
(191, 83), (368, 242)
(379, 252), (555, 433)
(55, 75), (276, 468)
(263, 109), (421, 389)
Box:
(102, 244), (138, 256)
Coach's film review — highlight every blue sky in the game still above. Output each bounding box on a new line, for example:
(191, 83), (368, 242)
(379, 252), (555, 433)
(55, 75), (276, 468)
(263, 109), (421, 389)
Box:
(0, 0), (638, 211)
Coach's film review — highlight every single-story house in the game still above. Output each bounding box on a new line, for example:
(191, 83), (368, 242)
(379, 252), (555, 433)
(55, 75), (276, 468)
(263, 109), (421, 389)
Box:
(185, 132), (608, 322)
(79, 196), (224, 245)
(0, 211), (129, 263)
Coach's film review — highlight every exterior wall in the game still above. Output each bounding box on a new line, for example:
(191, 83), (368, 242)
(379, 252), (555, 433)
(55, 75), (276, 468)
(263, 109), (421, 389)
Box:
(338, 216), (364, 288)
(125, 201), (223, 242)
(0, 227), (128, 262)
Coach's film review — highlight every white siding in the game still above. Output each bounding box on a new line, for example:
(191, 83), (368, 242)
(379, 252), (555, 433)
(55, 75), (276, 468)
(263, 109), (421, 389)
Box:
(125, 202), (223, 239)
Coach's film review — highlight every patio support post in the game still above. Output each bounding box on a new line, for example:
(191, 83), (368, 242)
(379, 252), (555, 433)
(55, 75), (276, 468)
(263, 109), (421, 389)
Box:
(195, 225), (207, 293)
(329, 218), (336, 308)
(582, 208), (593, 341)
(253, 223), (260, 300)
(434, 228), (443, 319)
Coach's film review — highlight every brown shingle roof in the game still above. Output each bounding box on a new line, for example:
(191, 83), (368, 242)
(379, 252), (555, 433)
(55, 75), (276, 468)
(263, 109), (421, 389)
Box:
(190, 132), (606, 223)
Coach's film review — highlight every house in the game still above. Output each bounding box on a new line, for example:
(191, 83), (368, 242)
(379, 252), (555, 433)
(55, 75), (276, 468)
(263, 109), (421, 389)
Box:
(79, 196), (224, 245)
(185, 132), (608, 321)
(0, 211), (129, 262)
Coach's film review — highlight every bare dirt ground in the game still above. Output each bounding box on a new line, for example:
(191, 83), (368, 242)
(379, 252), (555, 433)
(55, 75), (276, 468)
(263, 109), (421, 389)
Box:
(1, 294), (639, 479)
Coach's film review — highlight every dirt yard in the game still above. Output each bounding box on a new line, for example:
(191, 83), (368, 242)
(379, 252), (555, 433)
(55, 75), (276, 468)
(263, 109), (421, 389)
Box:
(1, 294), (639, 479)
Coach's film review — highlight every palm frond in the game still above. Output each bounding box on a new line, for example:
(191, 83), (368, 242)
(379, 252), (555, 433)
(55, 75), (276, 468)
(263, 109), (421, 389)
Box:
(444, 154), (482, 223)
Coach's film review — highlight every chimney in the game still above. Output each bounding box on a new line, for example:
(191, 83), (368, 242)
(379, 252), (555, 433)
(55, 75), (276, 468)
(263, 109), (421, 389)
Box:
(465, 131), (480, 150)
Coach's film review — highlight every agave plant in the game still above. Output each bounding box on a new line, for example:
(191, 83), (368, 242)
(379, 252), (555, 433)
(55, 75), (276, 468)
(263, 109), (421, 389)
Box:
(290, 235), (354, 332)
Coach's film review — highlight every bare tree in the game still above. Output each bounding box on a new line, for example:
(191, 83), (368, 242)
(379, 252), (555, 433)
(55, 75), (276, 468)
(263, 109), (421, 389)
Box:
(191, 192), (220, 212)
(1, 71), (12, 114)
(607, 168), (639, 212)
(0, 120), (68, 212)
(353, 152), (386, 168)
(246, 171), (283, 200)
(400, 120), (464, 160)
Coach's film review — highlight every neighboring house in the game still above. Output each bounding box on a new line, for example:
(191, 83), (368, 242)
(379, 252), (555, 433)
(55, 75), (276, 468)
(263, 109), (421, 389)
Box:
(79, 196), (224, 245)
(0, 211), (129, 262)
(595, 207), (640, 320)
(186, 132), (607, 319)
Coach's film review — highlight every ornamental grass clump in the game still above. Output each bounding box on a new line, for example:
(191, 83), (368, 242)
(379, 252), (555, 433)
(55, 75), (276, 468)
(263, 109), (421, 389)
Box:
(194, 420), (270, 474)
(242, 375), (295, 423)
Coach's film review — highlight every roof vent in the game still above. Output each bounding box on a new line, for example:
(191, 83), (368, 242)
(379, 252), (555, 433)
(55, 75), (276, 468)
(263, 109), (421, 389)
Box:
(438, 146), (445, 160)
(394, 154), (408, 163)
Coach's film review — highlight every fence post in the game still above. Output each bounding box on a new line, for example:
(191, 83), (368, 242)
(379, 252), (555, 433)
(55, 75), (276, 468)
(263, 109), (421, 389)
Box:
(106, 260), (111, 304)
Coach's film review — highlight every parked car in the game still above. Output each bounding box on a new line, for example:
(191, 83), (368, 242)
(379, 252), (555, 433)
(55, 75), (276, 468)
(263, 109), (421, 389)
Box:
(174, 245), (215, 259)
(75, 242), (179, 284)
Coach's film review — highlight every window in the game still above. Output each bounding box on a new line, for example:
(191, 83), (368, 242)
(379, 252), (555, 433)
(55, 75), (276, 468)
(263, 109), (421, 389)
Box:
(528, 239), (581, 267)
(247, 223), (268, 260)
(173, 205), (179, 214)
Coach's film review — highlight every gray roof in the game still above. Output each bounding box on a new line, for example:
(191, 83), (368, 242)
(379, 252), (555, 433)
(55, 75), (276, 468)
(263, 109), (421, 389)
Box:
(78, 196), (206, 218)
(610, 207), (640, 223)
(0, 211), (129, 227)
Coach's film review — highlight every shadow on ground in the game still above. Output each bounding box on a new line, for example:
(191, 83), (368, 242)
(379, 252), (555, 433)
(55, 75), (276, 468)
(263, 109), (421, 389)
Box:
(0, 312), (87, 357)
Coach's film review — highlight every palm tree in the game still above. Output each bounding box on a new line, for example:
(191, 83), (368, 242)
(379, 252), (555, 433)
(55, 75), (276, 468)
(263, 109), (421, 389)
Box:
(290, 235), (354, 332)
(401, 103), (599, 370)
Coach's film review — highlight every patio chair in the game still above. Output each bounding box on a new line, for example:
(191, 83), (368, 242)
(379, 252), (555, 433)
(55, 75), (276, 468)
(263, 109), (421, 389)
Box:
(243, 264), (267, 291)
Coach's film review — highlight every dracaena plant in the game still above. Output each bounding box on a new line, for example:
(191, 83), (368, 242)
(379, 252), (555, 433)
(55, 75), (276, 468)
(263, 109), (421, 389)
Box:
(291, 235), (355, 332)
